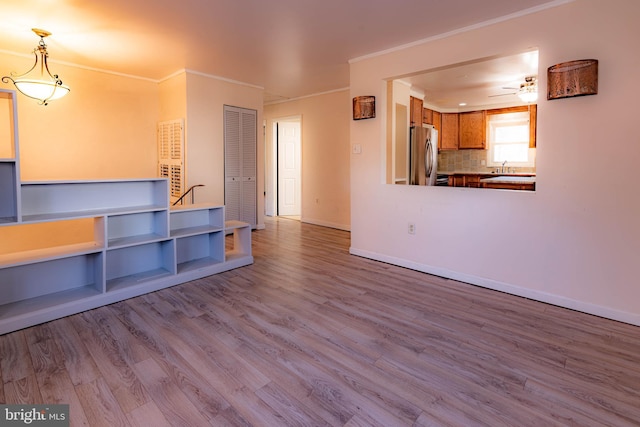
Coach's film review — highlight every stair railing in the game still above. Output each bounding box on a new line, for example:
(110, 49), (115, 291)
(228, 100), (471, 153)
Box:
(172, 184), (205, 206)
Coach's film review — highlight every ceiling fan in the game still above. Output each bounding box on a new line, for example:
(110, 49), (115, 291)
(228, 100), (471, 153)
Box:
(490, 76), (538, 102)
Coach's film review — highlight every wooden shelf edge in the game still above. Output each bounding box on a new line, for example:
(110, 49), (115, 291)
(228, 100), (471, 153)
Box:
(107, 233), (169, 249)
(177, 257), (225, 274)
(0, 243), (104, 268)
(21, 205), (168, 223)
(171, 226), (224, 238)
(225, 220), (251, 230)
(170, 203), (223, 212)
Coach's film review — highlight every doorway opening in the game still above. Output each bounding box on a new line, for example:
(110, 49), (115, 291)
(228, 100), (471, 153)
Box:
(267, 116), (301, 220)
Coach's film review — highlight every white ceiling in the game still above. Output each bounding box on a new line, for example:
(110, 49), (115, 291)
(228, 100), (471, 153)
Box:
(0, 0), (558, 102)
(400, 50), (539, 110)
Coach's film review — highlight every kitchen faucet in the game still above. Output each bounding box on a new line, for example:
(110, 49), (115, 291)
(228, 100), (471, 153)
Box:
(501, 160), (507, 173)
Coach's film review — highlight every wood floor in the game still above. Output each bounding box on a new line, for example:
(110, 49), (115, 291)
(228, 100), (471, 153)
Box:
(1, 217), (639, 426)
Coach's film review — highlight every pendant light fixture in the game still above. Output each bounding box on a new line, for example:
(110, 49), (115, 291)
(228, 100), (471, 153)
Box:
(2, 28), (70, 106)
(517, 76), (538, 103)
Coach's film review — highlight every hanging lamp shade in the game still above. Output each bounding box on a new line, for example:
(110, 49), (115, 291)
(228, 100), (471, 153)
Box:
(2, 28), (70, 105)
(517, 76), (537, 103)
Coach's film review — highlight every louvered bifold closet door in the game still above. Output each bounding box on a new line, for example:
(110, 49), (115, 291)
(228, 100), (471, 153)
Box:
(224, 106), (257, 228)
(158, 119), (185, 203)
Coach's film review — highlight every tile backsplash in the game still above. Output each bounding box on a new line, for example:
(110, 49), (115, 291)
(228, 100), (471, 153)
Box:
(437, 150), (536, 174)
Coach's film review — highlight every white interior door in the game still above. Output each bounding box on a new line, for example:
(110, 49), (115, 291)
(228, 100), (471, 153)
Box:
(277, 119), (301, 216)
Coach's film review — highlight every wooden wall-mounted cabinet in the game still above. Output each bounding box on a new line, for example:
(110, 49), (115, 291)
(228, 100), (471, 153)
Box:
(458, 111), (486, 149)
(422, 107), (433, 125)
(409, 96), (423, 126)
(415, 100), (536, 151)
(440, 113), (459, 150)
(432, 111), (441, 135)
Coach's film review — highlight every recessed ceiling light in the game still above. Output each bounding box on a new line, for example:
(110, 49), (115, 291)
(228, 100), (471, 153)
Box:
(459, 102), (467, 106)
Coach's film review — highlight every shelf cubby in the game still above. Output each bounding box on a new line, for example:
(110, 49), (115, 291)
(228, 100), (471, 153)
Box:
(106, 240), (175, 292)
(20, 179), (169, 222)
(0, 161), (18, 223)
(0, 91), (19, 224)
(0, 217), (105, 267)
(0, 251), (104, 308)
(170, 204), (224, 237)
(107, 209), (169, 248)
(0, 90), (17, 159)
(225, 220), (252, 261)
(176, 231), (225, 273)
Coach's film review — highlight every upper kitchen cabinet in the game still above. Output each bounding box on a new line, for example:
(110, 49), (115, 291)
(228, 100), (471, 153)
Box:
(422, 107), (433, 125)
(432, 111), (441, 135)
(423, 107), (441, 135)
(459, 110), (486, 149)
(410, 96), (423, 126)
(440, 113), (459, 150)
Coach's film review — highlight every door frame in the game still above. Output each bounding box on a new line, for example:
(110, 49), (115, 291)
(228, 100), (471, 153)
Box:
(265, 115), (302, 217)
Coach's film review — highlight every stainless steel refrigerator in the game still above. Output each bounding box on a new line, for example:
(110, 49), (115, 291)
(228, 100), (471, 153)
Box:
(409, 124), (438, 186)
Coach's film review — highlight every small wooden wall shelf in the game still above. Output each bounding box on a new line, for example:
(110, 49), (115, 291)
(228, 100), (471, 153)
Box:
(547, 59), (598, 100)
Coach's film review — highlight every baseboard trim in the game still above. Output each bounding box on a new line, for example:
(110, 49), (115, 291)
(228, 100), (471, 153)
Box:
(349, 246), (640, 327)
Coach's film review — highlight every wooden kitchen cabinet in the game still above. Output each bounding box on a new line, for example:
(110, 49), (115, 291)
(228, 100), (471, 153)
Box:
(459, 110), (486, 149)
(448, 174), (489, 188)
(422, 107), (433, 125)
(481, 181), (535, 191)
(440, 113), (459, 150)
(410, 96), (423, 126)
(432, 111), (441, 134)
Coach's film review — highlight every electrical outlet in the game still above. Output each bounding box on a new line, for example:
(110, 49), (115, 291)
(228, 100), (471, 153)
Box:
(408, 223), (416, 234)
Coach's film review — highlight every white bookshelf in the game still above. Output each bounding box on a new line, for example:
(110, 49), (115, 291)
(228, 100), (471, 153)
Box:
(0, 90), (20, 223)
(20, 179), (168, 222)
(225, 220), (253, 261)
(170, 203), (225, 237)
(106, 239), (176, 292)
(107, 209), (169, 248)
(176, 231), (225, 273)
(0, 89), (253, 335)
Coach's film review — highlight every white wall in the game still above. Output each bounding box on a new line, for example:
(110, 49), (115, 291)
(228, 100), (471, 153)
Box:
(0, 51), (266, 226)
(0, 51), (159, 181)
(264, 89), (351, 230)
(349, 0), (640, 325)
(184, 71), (265, 228)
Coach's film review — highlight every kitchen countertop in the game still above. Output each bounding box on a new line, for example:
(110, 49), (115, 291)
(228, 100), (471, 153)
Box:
(438, 171), (536, 177)
(479, 176), (536, 184)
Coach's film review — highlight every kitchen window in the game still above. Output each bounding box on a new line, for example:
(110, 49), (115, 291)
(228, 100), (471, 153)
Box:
(487, 111), (535, 167)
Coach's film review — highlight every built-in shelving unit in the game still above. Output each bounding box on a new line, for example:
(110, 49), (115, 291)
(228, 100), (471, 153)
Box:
(0, 90), (20, 223)
(0, 89), (253, 334)
(171, 203), (226, 274)
(106, 239), (176, 291)
(107, 208), (169, 248)
(20, 179), (169, 222)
